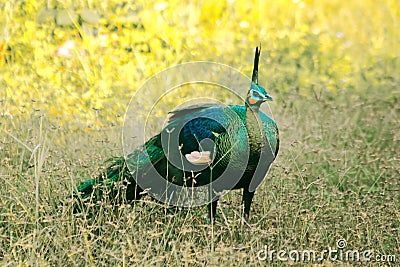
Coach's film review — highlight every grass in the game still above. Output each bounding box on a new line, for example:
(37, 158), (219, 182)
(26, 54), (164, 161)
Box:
(1, 88), (399, 265)
(1, 0), (400, 265)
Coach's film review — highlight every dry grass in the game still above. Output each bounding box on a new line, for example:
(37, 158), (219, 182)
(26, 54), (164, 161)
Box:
(1, 89), (399, 266)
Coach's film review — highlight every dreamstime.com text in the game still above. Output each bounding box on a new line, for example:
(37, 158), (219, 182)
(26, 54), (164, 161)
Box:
(257, 239), (396, 263)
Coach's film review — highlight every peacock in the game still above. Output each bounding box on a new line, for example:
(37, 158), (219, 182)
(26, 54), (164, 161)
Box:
(75, 46), (279, 223)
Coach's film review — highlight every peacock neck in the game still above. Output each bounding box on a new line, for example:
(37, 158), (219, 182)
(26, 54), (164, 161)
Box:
(245, 103), (260, 124)
(245, 104), (264, 150)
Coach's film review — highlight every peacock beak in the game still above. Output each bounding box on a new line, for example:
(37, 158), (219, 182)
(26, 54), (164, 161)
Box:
(264, 93), (273, 101)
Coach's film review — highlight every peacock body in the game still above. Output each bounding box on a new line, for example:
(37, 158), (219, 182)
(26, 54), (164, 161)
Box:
(76, 47), (279, 222)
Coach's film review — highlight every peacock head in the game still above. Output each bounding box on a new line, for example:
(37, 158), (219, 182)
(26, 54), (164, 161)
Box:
(245, 82), (273, 108)
(246, 46), (273, 109)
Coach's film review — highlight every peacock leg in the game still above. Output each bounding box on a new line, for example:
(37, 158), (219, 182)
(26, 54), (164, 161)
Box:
(242, 188), (255, 221)
(207, 200), (218, 224)
(125, 183), (143, 202)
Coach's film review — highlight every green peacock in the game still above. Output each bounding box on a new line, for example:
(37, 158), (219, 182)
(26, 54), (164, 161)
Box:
(75, 46), (279, 223)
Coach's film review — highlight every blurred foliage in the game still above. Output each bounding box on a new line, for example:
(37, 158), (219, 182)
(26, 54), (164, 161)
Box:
(0, 0), (399, 128)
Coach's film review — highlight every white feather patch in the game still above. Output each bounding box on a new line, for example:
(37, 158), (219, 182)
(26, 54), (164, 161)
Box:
(211, 131), (220, 137)
(185, 151), (212, 165)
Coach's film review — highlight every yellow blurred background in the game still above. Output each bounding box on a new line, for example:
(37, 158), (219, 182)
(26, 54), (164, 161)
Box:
(1, 0), (399, 127)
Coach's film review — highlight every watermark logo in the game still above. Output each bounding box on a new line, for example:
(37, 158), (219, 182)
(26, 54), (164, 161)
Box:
(257, 239), (396, 263)
(336, 238), (347, 249)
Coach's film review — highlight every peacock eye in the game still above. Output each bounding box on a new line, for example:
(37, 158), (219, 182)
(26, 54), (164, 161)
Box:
(253, 91), (260, 97)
